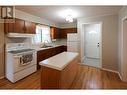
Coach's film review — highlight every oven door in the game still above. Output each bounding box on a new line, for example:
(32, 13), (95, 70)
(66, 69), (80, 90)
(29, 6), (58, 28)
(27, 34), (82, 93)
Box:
(20, 53), (33, 66)
(13, 52), (36, 73)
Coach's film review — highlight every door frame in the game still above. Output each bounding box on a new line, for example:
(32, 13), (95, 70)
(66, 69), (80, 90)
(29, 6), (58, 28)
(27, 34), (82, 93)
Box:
(120, 15), (127, 82)
(80, 22), (102, 68)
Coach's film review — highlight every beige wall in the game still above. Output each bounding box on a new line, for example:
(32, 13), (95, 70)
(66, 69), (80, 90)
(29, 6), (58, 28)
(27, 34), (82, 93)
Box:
(0, 23), (5, 78)
(118, 7), (127, 81)
(78, 14), (118, 71)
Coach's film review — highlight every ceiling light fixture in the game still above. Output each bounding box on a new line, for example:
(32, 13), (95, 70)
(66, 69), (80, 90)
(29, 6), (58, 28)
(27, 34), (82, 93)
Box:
(65, 9), (74, 23)
(58, 9), (77, 23)
(65, 14), (73, 23)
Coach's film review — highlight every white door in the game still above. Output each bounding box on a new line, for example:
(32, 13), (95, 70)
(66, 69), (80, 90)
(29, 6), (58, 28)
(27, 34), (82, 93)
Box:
(84, 24), (101, 58)
(84, 23), (101, 68)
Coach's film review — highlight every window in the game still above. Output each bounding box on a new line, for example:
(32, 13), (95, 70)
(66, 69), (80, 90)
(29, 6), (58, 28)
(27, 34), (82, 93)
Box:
(33, 25), (51, 44)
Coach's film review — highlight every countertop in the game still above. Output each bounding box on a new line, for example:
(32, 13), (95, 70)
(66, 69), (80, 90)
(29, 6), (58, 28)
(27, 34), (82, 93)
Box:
(39, 52), (78, 71)
(33, 45), (67, 51)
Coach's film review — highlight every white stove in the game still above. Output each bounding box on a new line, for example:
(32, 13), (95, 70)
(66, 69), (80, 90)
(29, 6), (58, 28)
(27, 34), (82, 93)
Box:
(6, 43), (37, 83)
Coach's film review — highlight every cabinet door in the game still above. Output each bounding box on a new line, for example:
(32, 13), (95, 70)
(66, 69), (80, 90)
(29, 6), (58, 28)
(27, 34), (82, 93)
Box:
(4, 23), (14, 33)
(4, 19), (24, 33)
(51, 27), (60, 39)
(61, 46), (67, 52)
(60, 28), (77, 38)
(54, 46), (67, 55)
(14, 19), (25, 33)
(63, 46), (67, 51)
(54, 46), (61, 55)
(25, 21), (36, 34)
(66, 28), (77, 33)
(60, 29), (67, 38)
(37, 50), (46, 69)
(37, 48), (55, 69)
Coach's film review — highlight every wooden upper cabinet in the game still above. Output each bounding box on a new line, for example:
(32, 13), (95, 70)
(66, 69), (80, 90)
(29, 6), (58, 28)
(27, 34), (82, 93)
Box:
(5, 18), (36, 34)
(50, 27), (60, 39)
(50, 27), (77, 39)
(25, 21), (36, 34)
(8, 23), (14, 33)
(60, 28), (77, 38)
(5, 23), (14, 33)
(14, 19), (25, 33)
(59, 29), (67, 38)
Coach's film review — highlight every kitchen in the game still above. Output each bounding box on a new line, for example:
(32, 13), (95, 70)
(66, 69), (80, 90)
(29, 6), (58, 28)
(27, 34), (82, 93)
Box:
(1, 6), (127, 89)
(1, 6), (79, 89)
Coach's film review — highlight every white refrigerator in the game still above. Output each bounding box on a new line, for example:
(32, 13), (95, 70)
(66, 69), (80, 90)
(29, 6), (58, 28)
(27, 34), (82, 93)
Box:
(67, 33), (79, 52)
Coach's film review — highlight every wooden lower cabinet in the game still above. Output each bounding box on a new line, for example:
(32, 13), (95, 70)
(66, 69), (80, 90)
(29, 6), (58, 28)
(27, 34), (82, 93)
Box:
(37, 45), (67, 69)
(41, 57), (78, 89)
(54, 46), (66, 55)
(37, 48), (54, 69)
(62, 46), (67, 51)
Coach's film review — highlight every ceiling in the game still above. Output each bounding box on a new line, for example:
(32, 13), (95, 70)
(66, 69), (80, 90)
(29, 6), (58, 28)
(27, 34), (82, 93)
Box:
(15, 6), (122, 25)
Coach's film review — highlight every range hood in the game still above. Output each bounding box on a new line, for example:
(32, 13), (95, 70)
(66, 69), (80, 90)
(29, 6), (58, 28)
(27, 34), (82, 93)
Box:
(7, 33), (35, 38)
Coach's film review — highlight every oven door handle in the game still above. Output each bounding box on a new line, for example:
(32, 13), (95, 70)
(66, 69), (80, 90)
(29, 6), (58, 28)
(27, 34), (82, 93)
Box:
(21, 62), (32, 66)
(14, 55), (22, 58)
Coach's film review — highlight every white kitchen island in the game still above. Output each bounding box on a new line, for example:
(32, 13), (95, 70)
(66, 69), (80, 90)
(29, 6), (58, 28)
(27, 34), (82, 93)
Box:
(39, 52), (79, 89)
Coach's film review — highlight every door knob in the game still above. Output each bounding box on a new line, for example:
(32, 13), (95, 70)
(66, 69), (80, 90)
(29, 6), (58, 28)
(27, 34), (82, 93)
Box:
(97, 43), (100, 47)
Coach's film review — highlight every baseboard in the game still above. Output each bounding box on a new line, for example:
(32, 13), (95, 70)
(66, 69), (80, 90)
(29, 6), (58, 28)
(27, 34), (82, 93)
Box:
(80, 64), (123, 81)
(0, 76), (5, 79)
(117, 72), (122, 80)
(101, 68), (118, 73)
(101, 68), (123, 81)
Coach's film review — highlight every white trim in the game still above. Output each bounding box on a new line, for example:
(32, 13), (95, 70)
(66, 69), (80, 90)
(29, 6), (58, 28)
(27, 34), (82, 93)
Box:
(101, 68), (118, 74)
(119, 15), (127, 82)
(118, 72), (122, 80)
(120, 15), (125, 81)
(80, 64), (123, 81)
(101, 68), (123, 80)
(80, 22), (102, 68)
(81, 63), (118, 74)
(0, 76), (5, 79)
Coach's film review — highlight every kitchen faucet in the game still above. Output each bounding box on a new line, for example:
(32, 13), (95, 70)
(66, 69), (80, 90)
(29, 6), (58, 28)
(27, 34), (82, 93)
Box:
(43, 40), (50, 46)
(41, 40), (54, 48)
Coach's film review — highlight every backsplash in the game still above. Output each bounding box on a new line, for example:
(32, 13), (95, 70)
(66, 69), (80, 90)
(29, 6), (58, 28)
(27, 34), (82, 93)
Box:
(52, 39), (67, 45)
(6, 36), (67, 46)
(6, 37), (32, 43)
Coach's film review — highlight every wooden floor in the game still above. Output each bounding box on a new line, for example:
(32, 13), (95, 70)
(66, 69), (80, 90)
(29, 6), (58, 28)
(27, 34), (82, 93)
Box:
(0, 64), (127, 89)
